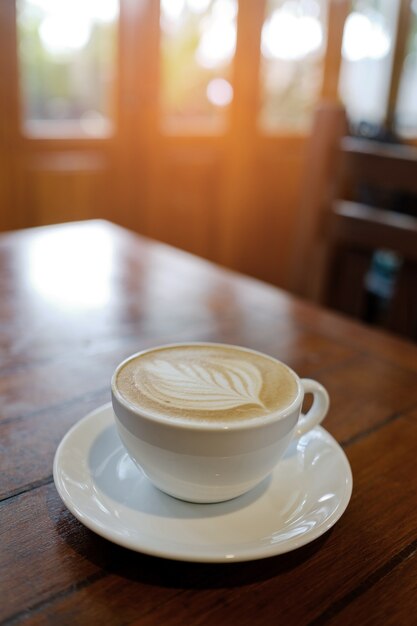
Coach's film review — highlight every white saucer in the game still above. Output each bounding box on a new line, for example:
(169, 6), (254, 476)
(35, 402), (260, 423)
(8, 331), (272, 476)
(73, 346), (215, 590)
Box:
(53, 403), (352, 563)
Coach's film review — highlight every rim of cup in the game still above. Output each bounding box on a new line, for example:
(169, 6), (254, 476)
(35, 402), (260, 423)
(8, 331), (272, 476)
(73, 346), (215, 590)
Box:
(111, 342), (304, 432)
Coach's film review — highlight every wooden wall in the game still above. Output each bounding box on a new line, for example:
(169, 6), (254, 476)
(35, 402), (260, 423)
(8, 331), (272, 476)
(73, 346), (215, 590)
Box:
(0, 138), (307, 290)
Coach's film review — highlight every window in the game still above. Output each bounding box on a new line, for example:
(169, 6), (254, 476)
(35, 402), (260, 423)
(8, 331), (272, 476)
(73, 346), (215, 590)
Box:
(338, 0), (398, 127)
(395, 2), (417, 137)
(17, 0), (119, 137)
(159, 0), (237, 132)
(259, 0), (328, 133)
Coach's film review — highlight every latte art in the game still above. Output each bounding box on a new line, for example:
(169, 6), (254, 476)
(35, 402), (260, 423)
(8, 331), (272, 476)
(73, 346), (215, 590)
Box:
(135, 358), (266, 411)
(115, 344), (299, 423)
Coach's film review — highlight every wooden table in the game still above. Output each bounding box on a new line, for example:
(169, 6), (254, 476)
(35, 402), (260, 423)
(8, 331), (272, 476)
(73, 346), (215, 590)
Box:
(2, 220), (417, 626)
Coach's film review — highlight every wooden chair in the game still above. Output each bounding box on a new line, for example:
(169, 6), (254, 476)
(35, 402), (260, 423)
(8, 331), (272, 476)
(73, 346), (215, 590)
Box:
(290, 102), (347, 302)
(291, 103), (417, 340)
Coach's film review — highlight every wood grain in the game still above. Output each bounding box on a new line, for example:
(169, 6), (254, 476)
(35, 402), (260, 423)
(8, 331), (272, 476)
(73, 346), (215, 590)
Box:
(1, 222), (417, 626)
(324, 548), (417, 626)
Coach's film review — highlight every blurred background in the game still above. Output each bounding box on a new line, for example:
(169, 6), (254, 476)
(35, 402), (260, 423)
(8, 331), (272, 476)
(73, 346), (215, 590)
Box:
(1, 0), (417, 338)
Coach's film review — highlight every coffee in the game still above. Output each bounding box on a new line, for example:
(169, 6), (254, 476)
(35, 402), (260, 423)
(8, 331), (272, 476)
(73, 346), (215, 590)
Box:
(115, 344), (299, 424)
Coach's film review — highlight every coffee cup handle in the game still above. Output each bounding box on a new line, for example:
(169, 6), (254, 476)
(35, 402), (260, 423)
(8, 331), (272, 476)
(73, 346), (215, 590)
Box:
(295, 379), (330, 438)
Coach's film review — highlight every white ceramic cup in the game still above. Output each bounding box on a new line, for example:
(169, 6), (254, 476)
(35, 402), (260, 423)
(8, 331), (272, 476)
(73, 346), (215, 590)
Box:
(111, 344), (329, 503)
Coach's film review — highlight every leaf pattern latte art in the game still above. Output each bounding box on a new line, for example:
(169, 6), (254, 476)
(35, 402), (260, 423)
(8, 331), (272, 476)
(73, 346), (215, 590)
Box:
(134, 358), (266, 411)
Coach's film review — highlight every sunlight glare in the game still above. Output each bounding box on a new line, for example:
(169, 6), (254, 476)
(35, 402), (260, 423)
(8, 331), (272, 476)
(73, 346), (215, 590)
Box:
(28, 227), (114, 309)
(34, 0), (119, 54)
(342, 12), (391, 62)
(161, 0), (185, 22)
(262, 6), (323, 61)
(39, 14), (91, 53)
(196, 18), (236, 68)
(212, 0), (237, 21)
(187, 0), (211, 14)
(28, 0), (118, 21)
(206, 78), (233, 106)
(87, 0), (119, 23)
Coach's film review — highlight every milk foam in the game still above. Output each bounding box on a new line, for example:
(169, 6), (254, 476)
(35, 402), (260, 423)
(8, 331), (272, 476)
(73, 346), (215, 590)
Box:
(135, 357), (266, 411)
(116, 345), (298, 423)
